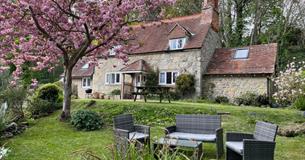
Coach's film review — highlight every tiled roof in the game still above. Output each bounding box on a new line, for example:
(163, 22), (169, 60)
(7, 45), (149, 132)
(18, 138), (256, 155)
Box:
(71, 62), (95, 78)
(206, 43), (278, 75)
(129, 13), (211, 54)
(120, 59), (150, 72)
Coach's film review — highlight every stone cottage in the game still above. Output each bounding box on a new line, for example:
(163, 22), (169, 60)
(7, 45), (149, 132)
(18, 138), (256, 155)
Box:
(70, 0), (278, 101)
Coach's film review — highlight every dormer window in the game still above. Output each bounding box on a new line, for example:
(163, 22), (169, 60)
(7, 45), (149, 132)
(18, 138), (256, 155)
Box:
(81, 63), (89, 69)
(234, 49), (249, 59)
(109, 45), (121, 56)
(169, 38), (187, 50)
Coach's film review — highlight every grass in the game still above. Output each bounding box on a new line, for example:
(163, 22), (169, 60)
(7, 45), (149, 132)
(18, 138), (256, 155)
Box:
(4, 99), (305, 160)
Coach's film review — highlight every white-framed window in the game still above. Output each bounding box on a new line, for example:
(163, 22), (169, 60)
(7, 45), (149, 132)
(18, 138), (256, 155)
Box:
(234, 49), (249, 59)
(169, 38), (187, 50)
(109, 45), (121, 56)
(105, 72), (121, 85)
(81, 63), (89, 69)
(159, 71), (179, 85)
(82, 77), (91, 88)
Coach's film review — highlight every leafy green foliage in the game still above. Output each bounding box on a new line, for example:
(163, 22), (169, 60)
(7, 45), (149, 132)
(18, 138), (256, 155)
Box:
(175, 74), (195, 97)
(235, 93), (269, 107)
(111, 89), (121, 95)
(144, 69), (159, 93)
(164, 0), (201, 18)
(293, 96), (305, 111)
(36, 83), (63, 103)
(27, 98), (60, 118)
(71, 110), (103, 131)
(27, 83), (63, 118)
(215, 96), (229, 104)
(0, 87), (27, 120)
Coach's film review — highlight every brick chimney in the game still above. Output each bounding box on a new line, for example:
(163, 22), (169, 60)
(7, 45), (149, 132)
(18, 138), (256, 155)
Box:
(201, 0), (219, 32)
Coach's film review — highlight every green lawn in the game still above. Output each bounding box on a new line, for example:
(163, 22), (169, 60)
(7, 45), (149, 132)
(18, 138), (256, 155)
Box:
(5, 100), (305, 160)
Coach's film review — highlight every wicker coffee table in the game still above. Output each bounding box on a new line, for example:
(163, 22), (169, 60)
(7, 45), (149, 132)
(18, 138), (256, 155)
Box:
(153, 138), (203, 160)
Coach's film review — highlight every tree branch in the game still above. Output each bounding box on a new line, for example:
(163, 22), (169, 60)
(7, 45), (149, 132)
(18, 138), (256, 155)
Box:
(51, 0), (80, 19)
(29, 6), (67, 54)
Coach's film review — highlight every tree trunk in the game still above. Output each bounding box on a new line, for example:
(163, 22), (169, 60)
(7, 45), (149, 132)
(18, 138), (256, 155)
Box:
(235, 5), (244, 46)
(250, 0), (261, 45)
(60, 66), (73, 121)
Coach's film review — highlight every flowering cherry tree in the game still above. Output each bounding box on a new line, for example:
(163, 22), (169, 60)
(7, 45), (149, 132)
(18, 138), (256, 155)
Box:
(0, 0), (174, 120)
(272, 60), (305, 104)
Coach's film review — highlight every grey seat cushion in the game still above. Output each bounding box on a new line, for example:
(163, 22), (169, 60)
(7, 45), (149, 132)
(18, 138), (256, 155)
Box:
(226, 141), (243, 155)
(129, 132), (149, 140)
(167, 132), (216, 142)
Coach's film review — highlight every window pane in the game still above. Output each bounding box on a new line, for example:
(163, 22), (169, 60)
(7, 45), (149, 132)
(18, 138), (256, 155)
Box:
(177, 39), (183, 48)
(82, 78), (86, 87)
(166, 72), (172, 84)
(234, 49), (249, 59)
(111, 74), (115, 84)
(116, 74), (120, 83)
(173, 72), (178, 83)
(106, 74), (110, 84)
(159, 73), (165, 84)
(87, 78), (91, 87)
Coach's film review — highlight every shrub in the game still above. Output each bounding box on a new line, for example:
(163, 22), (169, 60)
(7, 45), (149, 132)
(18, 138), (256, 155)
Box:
(255, 94), (270, 106)
(215, 96), (229, 104)
(27, 98), (60, 118)
(235, 93), (270, 107)
(0, 87), (27, 120)
(175, 74), (195, 97)
(111, 89), (121, 95)
(71, 110), (103, 131)
(293, 96), (305, 111)
(28, 83), (63, 118)
(35, 83), (63, 104)
(272, 61), (305, 105)
(144, 69), (159, 93)
(53, 80), (63, 89)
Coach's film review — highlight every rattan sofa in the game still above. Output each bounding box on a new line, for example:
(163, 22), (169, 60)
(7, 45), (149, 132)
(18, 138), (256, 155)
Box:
(226, 121), (278, 160)
(165, 114), (224, 159)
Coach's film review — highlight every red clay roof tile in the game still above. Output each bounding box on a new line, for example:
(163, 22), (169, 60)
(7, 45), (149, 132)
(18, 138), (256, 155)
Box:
(206, 43), (278, 75)
(129, 13), (211, 54)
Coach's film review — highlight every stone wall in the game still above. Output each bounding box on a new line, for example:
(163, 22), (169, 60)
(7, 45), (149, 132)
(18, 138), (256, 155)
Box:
(73, 28), (221, 99)
(200, 28), (221, 95)
(92, 49), (202, 98)
(203, 75), (269, 102)
(72, 79), (86, 99)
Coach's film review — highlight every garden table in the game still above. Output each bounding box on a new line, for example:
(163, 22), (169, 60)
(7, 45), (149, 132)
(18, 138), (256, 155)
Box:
(133, 86), (172, 103)
(153, 138), (203, 160)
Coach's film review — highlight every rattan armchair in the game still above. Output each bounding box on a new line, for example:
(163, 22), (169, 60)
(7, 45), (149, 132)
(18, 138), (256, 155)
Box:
(226, 121), (278, 160)
(113, 114), (150, 146)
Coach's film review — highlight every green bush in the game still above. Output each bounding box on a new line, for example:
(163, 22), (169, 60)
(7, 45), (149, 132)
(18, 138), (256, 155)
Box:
(71, 110), (103, 131)
(255, 94), (270, 106)
(215, 96), (229, 104)
(27, 98), (61, 118)
(235, 92), (269, 107)
(111, 89), (121, 95)
(0, 87), (27, 120)
(53, 80), (63, 89)
(28, 83), (63, 118)
(175, 74), (195, 97)
(35, 83), (63, 103)
(293, 96), (305, 111)
(144, 69), (159, 93)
